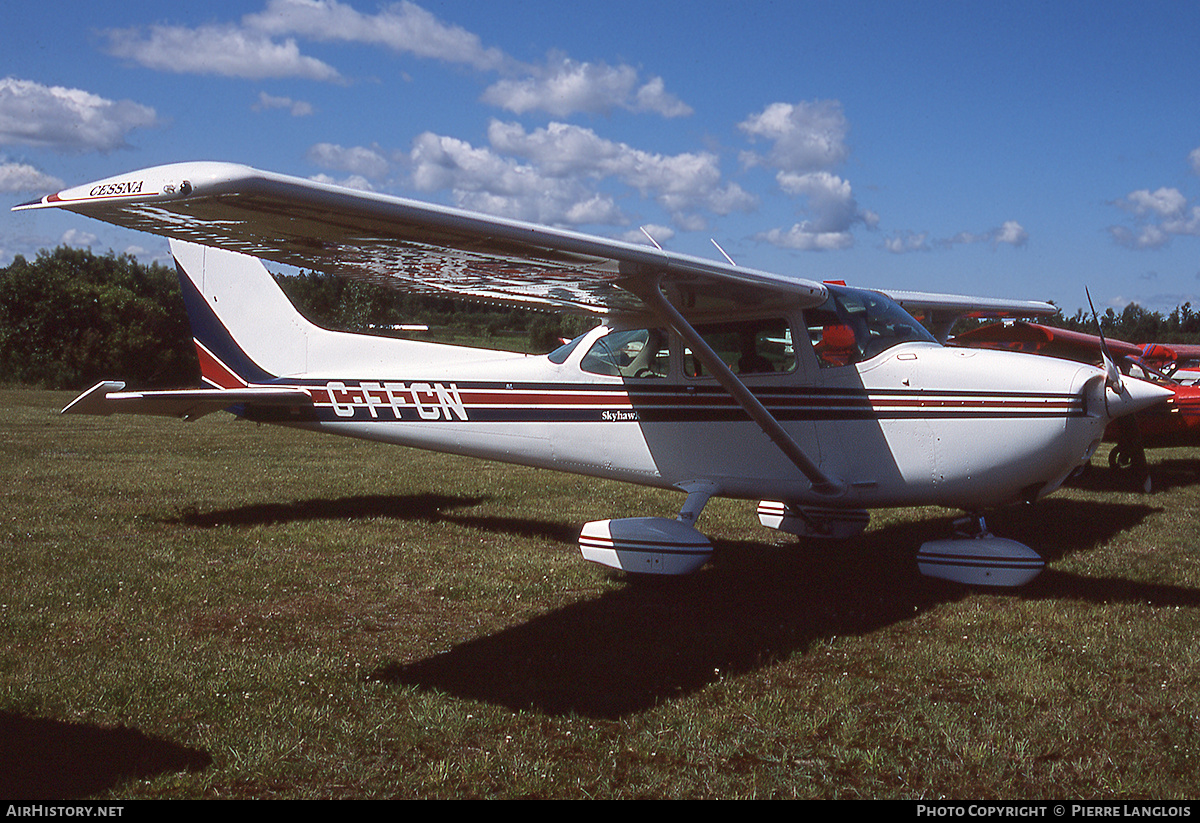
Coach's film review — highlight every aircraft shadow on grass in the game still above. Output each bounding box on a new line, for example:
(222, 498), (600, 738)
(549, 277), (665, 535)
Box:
(0, 711), (210, 800)
(7, 494), (1189, 795)
(1067, 456), (1200, 495)
(158, 489), (1199, 719)
(165, 492), (492, 530)
(368, 495), (1200, 720)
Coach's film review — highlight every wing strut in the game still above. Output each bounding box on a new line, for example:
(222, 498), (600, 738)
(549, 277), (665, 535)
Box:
(643, 279), (845, 497)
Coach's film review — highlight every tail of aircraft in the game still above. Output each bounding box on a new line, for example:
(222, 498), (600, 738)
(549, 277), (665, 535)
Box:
(171, 240), (316, 386)
(169, 239), (509, 387)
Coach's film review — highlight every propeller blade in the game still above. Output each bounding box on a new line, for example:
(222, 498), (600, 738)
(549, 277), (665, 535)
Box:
(1086, 287), (1123, 393)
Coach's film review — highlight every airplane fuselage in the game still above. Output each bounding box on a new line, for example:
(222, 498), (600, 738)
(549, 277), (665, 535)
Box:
(235, 328), (1110, 512)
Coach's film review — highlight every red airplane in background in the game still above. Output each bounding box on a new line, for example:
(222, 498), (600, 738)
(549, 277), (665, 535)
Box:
(1137, 342), (1200, 385)
(953, 321), (1200, 485)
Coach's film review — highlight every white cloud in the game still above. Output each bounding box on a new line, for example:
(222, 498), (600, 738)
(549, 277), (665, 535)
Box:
(307, 173), (377, 192)
(0, 161), (63, 193)
(882, 231), (931, 254)
(407, 131), (624, 226)
(738, 100), (850, 173)
(306, 142), (392, 180)
(252, 91), (314, 116)
(756, 224), (855, 252)
(943, 221), (1029, 249)
(481, 56), (691, 118)
(244, 0), (510, 72)
(736, 101), (877, 251)
(404, 121), (752, 229)
(104, 23), (343, 81)
(621, 224), (675, 246)
(633, 77), (693, 118)
(60, 228), (98, 248)
(1190, 147), (1200, 175)
(0, 77), (159, 152)
(758, 171), (875, 251)
(103, 2), (690, 121)
(1109, 215), (1200, 250)
(250, 2), (690, 117)
(1110, 181), (1200, 250)
(882, 220), (1028, 254)
(993, 220), (1029, 247)
(1120, 187), (1187, 218)
(486, 120), (754, 224)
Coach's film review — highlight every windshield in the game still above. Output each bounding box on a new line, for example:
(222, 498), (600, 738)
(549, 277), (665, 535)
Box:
(807, 285), (937, 368)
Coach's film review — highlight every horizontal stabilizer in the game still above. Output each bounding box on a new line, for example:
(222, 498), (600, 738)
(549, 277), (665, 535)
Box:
(62, 380), (312, 420)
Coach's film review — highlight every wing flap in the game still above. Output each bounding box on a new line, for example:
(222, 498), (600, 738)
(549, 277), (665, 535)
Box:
(63, 380), (313, 420)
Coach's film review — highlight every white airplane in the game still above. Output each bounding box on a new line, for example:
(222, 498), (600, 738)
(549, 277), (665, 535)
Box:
(14, 162), (1172, 587)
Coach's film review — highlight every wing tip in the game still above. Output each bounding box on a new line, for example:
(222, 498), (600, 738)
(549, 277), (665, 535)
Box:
(62, 380), (126, 415)
(11, 193), (58, 212)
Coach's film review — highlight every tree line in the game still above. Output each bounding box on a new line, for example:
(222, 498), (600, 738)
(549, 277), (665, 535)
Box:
(0, 247), (587, 390)
(3, 246), (1199, 391)
(1043, 302), (1200, 344)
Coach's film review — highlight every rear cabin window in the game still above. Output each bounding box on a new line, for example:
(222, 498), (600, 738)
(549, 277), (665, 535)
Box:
(684, 318), (796, 378)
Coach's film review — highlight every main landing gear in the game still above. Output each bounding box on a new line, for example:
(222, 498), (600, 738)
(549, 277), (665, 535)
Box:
(916, 515), (1045, 587)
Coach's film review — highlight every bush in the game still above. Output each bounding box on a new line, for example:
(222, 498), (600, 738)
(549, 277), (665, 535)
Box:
(0, 247), (197, 390)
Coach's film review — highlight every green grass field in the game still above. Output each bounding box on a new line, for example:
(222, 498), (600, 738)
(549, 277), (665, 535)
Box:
(3, 388), (1200, 799)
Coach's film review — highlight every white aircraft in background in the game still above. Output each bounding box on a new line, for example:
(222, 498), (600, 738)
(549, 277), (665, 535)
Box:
(14, 162), (1172, 587)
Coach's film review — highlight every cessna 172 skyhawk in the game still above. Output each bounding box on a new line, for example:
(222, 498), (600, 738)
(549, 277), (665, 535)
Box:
(14, 162), (1172, 587)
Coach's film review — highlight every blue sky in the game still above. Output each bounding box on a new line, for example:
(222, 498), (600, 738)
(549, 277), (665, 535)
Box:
(3, 0), (1199, 317)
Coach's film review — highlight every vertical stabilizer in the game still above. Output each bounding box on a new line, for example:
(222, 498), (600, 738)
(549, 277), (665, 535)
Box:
(172, 239), (317, 386)
(170, 239), (518, 387)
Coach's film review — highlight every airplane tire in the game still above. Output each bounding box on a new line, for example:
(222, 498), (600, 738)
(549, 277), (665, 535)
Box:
(1109, 446), (1137, 471)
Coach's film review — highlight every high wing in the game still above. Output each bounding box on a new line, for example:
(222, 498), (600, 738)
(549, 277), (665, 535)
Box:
(880, 290), (1059, 342)
(14, 161), (829, 318)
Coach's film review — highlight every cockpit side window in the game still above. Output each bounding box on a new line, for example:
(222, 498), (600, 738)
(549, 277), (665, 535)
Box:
(547, 332), (589, 364)
(580, 328), (670, 378)
(684, 318), (796, 378)
(807, 286), (937, 368)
